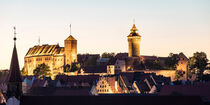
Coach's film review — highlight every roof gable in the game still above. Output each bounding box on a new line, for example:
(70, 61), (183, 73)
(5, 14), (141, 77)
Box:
(65, 35), (76, 41)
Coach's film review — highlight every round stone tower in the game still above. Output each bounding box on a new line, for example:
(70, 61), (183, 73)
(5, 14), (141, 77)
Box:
(127, 24), (141, 57)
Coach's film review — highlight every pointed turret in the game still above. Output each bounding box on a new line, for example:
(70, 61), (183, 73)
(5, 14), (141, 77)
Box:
(6, 27), (22, 100)
(128, 24), (141, 37)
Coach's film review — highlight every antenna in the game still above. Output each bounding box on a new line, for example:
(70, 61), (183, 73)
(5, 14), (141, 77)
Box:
(70, 24), (71, 35)
(133, 19), (135, 24)
(13, 26), (17, 45)
(38, 36), (40, 45)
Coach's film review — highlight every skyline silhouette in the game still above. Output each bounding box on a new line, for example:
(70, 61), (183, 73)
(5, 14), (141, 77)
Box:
(0, 0), (209, 69)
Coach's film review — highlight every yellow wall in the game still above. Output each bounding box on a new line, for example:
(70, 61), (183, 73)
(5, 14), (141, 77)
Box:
(128, 36), (141, 57)
(143, 70), (176, 81)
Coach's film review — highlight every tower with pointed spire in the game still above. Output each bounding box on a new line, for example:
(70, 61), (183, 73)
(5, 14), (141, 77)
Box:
(127, 24), (141, 57)
(64, 25), (77, 66)
(6, 27), (22, 100)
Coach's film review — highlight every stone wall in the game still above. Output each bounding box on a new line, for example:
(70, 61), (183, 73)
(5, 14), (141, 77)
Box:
(143, 70), (176, 81)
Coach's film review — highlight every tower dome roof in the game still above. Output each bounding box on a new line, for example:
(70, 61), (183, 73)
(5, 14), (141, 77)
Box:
(128, 24), (141, 37)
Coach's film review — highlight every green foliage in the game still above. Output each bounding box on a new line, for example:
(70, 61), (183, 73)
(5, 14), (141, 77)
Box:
(165, 53), (179, 70)
(152, 60), (163, 70)
(188, 52), (208, 80)
(21, 67), (27, 76)
(33, 63), (51, 79)
(64, 63), (81, 72)
(70, 63), (81, 72)
(101, 52), (115, 58)
(65, 64), (71, 72)
(175, 70), (185, 80)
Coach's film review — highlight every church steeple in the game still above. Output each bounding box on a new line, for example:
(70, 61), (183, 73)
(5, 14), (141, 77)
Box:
(7, 26), (22, 82)
(6, 26), (22, 100)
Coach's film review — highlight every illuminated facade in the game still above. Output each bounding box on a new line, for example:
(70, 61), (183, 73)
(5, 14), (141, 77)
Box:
(128, 24), (141, 57)
(24, 35), (77, 76)
(95, 76), (123, 94)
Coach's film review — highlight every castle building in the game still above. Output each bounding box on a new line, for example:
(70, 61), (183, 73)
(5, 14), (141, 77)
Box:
(24, 34), (77, 76)
(128, 24), (141, 57)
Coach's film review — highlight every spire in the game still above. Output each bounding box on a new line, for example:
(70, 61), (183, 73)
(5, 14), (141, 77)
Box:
(128, 23), (141, 37)
(130, 24), (138, 33)
(6, 27), (22, 83)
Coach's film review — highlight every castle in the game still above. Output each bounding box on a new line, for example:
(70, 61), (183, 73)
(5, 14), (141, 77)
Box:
(23, 23), (188, 81)
(127, 24), (188, 81)
(24, 35), (77, 76)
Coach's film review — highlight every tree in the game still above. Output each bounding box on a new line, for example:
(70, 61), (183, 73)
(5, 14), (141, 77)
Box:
(65, 64), (71, 72)
(165, 53), (179, 70)
(33, 63), (51, 79)
(175, 70), (185, 80)
(64, 63), (81, 72)
(70, 63), (81, 72)
(144, 60), (163, 70)
(152, 60), (163, 70)
(188, 52), (208, 80)
(21, 67), (27, 76)
(101, 52), (115, 58)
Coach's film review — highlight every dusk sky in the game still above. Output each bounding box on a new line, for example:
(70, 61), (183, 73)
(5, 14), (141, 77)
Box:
(0, 0), (209, 69)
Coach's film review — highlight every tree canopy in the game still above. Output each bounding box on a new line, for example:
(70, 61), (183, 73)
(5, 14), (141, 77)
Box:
(144, 60), (163, 70)
(71, 63), (81, 72)
(64, 63), (81, 72)
(188, 52), (208, 80)
(21, 67), (27, 76)
(175, 70), (185, 80)
(33, 63), (51, 79)
(165, 53), (179, 70)
(101, 52), (115, 58)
